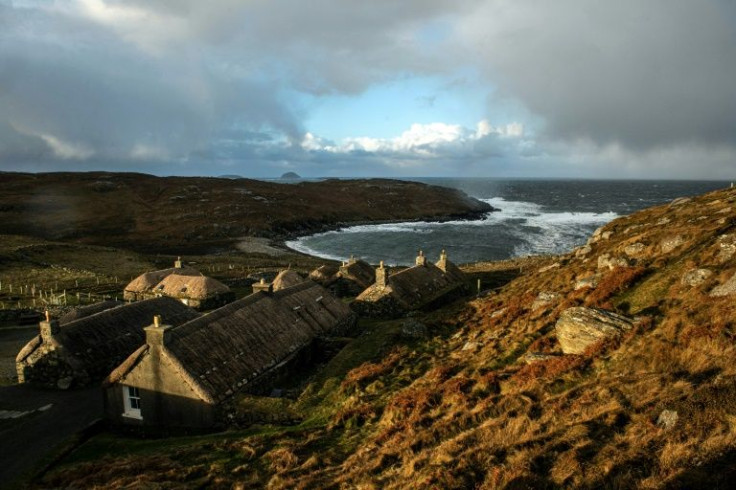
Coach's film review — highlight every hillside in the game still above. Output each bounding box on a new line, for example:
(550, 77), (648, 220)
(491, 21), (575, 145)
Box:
(40, 185), (736, 488)
(0, 172), (490, 254)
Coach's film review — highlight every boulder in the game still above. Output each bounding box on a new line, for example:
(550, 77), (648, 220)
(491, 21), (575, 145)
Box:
(710, 273), (736, 297)
(717, 234), (736, 263)
(522, 352), (560, 364)
(532, 292), (560, 310)
(656, 409), (679, 430)
(660, 235), (684, 254)
(624, 242), (646, 257)
(681, 268), (712, 287)
(574, 276), (598, 290)
(575, 245), (592, 258)
(597, 254), (630, 270)
(555, 307), (633, 355)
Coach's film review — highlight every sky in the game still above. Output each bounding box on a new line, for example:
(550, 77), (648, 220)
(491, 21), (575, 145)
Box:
(1, 0), (735, 179)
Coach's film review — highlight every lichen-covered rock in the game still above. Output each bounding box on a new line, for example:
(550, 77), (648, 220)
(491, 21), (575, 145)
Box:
(555, 307), (633, 355)
(575, 245), (592, 258)
(532, 292), (560, 310)
(522, 352), (560, 364)
(657, 409), (679, 430)
(624, 242), (646, 257)
(597, 254), (630, 270)
(710, 273), (736, 297)
(717, 234), (736, 263)
(574, 276), (598, 290)
(681, 268), (712, 287)
(660, 235), (685, 254)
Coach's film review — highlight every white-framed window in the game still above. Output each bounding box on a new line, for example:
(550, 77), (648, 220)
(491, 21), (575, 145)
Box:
(122, 385), (142, 419)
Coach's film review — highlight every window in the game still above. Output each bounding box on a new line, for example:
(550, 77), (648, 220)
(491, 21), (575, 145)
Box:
(122, 385), (142, 419)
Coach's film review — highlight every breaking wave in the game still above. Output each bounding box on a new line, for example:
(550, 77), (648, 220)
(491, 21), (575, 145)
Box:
(285, 196), (619, 263)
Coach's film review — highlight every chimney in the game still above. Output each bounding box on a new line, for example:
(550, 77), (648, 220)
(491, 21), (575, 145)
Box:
(174, 256), (183, 268)
(252, 277), (273, 294)
(144, 315), (172, 348)
(376, 261), (389, 287)
(39, 310), (60, 341)
(415, 250), (427, 267)
(437, 249), (448, 273)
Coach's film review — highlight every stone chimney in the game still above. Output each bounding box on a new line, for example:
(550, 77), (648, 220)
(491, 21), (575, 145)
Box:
(174, 256), (183, 268)
(376, 261), (389, 287)
(437, 249), (448, 273)
(39, 310), (60, 341)
(144, 315), (172, 348)
(415, 250), (427, 267)
(252, 277), (273, 294)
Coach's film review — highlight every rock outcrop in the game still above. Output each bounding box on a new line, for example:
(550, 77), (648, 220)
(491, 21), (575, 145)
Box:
(710, 273), (736, 297)
(555, 307), (634, 355)
(681, 268), (712, 287)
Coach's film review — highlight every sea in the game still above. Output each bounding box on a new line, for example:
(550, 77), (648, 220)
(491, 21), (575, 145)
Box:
(286, 179), (731, 266)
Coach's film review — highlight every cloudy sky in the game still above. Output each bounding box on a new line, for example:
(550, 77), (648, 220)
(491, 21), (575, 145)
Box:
(1, 0), (735, 178)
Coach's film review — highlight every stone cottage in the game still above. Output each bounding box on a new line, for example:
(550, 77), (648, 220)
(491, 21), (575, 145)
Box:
(352, 250), (467, 317)
(16, 297), (199, 389)
(124, 258), (234, 310)
(104, 281), (356, 430)
(309, 256), (376, 297)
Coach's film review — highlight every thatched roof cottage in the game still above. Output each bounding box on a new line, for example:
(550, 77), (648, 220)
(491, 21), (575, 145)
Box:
(309, 256), (376, 297)
(124, 258), (233, 310)
(16, 297), (199, 389)
(272, 269), (305, 291)
(104, 281), (356, 429)
(352, 250), (467, 317)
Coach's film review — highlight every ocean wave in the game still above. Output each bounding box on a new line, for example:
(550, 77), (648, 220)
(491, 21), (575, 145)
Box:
(285, 196), (620, 262)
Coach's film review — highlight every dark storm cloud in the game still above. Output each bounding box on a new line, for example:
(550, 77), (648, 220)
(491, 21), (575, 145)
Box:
(0, 1), (734, 177)
(461, 0), (736, 150)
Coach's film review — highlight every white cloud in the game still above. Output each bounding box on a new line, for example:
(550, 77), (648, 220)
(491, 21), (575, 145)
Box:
(303, 120), (526, 158)
(130, 144), (170, 161)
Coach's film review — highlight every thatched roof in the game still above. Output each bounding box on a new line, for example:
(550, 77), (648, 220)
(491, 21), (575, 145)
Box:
(122, 282), (355, 402)
(339, 259), (376, 289)
(309, 264), (340, 285)
(356, 255), (466, 311)
(272, 269), (305, 291)
(22, 297), (200, 381)
(153, 274), (231, 300)
(125, 266), (201, 294)
(59, 300), (124, 324)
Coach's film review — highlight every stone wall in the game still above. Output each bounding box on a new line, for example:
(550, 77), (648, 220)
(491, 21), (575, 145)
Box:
(17, 340), (90, 389)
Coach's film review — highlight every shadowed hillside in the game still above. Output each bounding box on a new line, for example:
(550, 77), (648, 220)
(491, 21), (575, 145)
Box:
(0, 172), (491, 254)
(38, 185), (736, 488)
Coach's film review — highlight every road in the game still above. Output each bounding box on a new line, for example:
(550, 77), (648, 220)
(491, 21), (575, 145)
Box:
(0, 326), (104, 488)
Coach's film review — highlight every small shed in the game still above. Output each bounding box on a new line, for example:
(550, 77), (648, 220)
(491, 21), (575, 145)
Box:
(104, 281), (356, 429)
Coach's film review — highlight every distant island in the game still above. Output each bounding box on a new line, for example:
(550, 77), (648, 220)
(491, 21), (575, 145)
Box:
(280, 172), (301, 180)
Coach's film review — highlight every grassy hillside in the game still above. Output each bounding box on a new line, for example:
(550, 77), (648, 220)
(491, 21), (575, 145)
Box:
(39, 185), (736, 488)
(0, 172), (490, 254)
